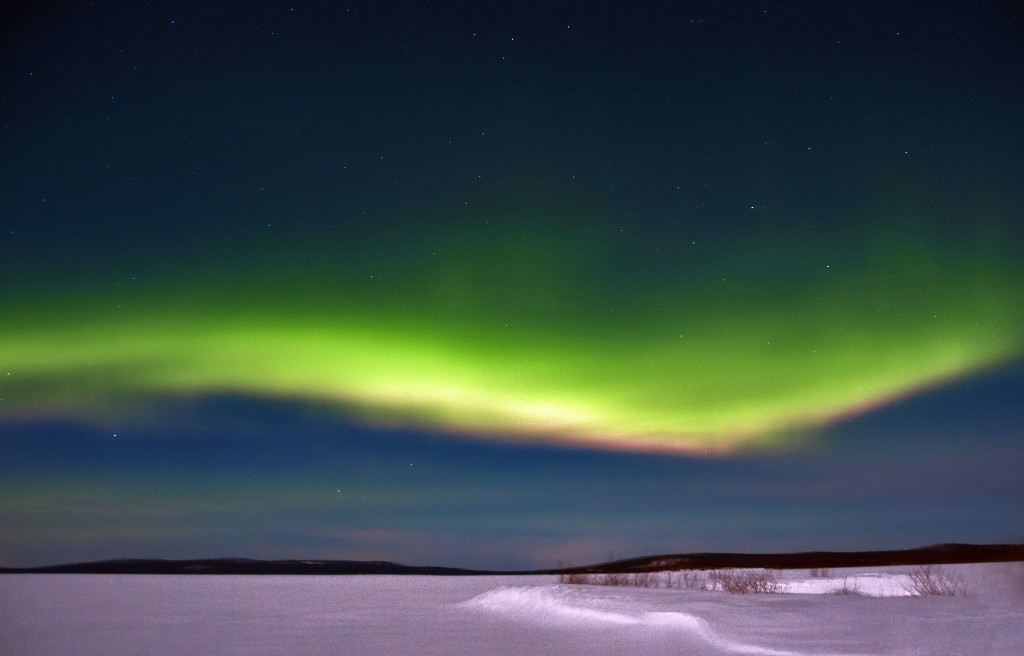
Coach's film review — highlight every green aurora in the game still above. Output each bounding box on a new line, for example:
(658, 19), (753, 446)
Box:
(4, 212), (1021, 453)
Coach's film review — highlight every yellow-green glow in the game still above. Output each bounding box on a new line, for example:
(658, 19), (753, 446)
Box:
(3, 229), (1021, 453)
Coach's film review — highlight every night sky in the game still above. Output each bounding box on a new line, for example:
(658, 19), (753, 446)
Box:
(2, 1), (1022, 569)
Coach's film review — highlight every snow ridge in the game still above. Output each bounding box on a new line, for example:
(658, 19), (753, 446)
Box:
(462, 585), (863, 656)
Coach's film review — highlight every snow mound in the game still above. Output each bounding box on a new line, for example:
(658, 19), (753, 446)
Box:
(462, 585), (640, 625)
(462, 585), (822, 656)
(782, 572), (915, 597)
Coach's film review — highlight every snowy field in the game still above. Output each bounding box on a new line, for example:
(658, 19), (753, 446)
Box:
(2, 563), (1022, 655)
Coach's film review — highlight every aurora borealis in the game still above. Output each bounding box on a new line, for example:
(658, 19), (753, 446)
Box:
(3, 222), (1021, 453)
(2, 1), (1022, 568)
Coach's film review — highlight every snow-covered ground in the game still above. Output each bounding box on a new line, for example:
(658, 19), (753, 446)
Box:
(2, 563), (1021, 655)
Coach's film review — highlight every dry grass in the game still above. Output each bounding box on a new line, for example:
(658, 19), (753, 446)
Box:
(676, 570), (713, 591)
(902, 565), (967, 597)
(558, 572), (591, 585)
(557, 571), (654, 587)
(559, 568), (781, 594)
(827, 577), (862, 596)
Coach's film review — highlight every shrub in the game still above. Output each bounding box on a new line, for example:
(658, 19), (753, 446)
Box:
(709, 568), (782, 594)
(903, 565), (967, 597)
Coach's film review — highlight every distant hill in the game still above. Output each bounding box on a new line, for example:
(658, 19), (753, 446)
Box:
(2, 543), (1021, 575)
(0, 558), (495, 575)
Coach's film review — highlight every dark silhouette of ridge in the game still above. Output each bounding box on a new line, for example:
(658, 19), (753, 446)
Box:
(2, 543), (1021, 575)
(556, 543), (1024, 576)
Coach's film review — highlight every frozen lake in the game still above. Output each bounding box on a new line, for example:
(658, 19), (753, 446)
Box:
(2, 563), (1022, 655)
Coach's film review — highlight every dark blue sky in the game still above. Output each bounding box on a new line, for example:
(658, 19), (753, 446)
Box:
(1, 1), (1022, 568)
